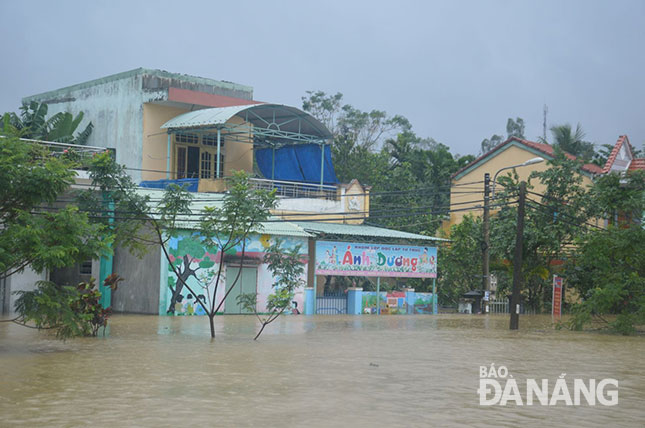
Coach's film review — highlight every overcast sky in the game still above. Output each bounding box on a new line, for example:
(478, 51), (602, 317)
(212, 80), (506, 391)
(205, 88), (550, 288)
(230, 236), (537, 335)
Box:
(1, 0), (643, 155)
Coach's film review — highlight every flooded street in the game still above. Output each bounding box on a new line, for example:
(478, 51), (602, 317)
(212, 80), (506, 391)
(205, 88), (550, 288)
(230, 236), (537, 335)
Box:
(1, 314), (643, 427)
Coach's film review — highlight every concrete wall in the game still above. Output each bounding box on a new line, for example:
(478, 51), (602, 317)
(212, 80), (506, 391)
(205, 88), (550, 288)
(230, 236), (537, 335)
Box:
(222, 117), (254, 175)
(142, 103), (190, 181)
(24, 73), (152, 182)
(3, 268), (48, 316)
(112, 244), (162, 314)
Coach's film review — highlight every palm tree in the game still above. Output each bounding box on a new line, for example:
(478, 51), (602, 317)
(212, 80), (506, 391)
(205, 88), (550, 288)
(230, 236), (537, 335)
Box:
(550, 123), (595, 161)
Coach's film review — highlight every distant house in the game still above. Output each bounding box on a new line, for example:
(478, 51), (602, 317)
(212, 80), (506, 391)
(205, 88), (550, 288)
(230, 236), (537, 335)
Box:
(601, 135), (645, 226)
(602, 135), (645, 174)
(447, 136), (603, 229)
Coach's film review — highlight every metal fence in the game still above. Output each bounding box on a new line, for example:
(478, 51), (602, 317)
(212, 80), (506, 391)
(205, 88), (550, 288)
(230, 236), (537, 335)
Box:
(489, 299), (508, 314)
(316, 292), (347, 314)
(488, 299), (536, 315)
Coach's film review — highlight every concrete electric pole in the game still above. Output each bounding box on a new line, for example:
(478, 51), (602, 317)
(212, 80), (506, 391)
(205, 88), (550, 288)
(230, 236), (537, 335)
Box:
(510, 181), (526, 330)
(482, 173), (490, 313)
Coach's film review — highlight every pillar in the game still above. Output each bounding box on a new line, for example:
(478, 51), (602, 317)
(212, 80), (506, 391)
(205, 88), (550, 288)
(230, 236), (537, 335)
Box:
(304, 287), (315, 315)
(347, 287), (363, 315)
(405, 288), (415, 314)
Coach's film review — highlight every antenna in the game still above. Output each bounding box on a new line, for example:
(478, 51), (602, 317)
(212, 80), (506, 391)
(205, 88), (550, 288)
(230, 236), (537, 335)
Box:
(542, 104), (548, 141)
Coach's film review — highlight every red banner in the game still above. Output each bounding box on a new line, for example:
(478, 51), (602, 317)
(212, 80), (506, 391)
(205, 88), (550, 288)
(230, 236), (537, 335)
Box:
(552, 276), (563, 318)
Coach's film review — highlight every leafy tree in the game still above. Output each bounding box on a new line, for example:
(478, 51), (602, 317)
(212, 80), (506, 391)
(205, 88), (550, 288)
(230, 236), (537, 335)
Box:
(480, 117), (525, 155)
(506, 117), (525, 139)
(564, 170), (645, 334)
(550, 123), (595, 161)
(592, 143), (615, 167)
(302, 90), (411, 151)
(78, 153), (279, 340)
(566, 225), (645, 335)
(0, 135), (106, 280)
(480, 134), (503, 154)
(238, 239), (305, 340)
(439, 215), (483, 305)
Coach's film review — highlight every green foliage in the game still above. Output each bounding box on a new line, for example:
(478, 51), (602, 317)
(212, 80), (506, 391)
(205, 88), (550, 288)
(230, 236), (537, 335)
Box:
(1, 101), (93, 145)
(78, 150), (151, 257)
(238, 238), (305, 340)
(506, 117), (525, 139)
(592, 143), (615, 167)
(0, 136), (107, 278)
(489, 150), (592, 311)
(301, 90), (410, 151)
(564, 170), (645, 334)
(302, 89), (473, 236)
(200, 171), (277, 253)
(13, 275), (123, 339)
(480, 117), (525, 155)
(481, 134), (504, 155)
(549, 123), (595, 161)
(439, 215), (483, 305)
(565, 226), (645, 335)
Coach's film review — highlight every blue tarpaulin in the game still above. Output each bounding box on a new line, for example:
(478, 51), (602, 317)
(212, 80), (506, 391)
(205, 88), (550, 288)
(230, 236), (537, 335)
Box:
(255, 144), (338, 185)
(139, 178), (199, 192)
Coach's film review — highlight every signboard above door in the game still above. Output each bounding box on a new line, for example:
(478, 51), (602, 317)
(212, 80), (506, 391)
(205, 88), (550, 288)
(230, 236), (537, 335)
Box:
(315, 241), (437, 278)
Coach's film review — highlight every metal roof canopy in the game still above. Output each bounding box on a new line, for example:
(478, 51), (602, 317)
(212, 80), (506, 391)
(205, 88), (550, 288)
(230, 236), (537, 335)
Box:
(161, 103), (332, 147)
(295, 221), (448, 244)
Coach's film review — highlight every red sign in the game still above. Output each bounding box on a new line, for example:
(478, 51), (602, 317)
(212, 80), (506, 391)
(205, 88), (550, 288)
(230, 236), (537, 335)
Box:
(552, 276), (563, 318)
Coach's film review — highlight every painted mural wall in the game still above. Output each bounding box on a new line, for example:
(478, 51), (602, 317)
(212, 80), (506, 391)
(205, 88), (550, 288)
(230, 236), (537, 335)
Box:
(158, 231), (308, 316)
(362, 292), (435, 314)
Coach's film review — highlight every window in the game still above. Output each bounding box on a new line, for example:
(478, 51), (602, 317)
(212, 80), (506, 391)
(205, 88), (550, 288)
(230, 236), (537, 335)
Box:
(175, 134), (225, 179)
(201, 151), (212, 179)
(176, 133), (198, 144)
(80, 260), (92, 275)
(202, 134), (218, 146)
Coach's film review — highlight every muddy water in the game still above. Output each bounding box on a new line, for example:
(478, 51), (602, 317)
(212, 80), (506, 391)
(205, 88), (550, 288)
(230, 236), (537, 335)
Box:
(0, 314), (643, 427)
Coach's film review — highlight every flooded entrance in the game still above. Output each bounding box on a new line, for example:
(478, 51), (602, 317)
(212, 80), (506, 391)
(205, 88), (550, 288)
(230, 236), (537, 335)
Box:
(1, 314), (643, 427)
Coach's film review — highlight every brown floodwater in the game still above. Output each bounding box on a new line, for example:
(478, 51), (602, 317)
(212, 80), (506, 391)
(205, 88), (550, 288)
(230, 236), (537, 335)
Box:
(0, 314), (643, 427)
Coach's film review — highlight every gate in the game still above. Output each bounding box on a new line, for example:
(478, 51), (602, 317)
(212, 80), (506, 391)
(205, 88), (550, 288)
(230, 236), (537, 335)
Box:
(316, 292), (347, 314)
(488, 299), (536, 315)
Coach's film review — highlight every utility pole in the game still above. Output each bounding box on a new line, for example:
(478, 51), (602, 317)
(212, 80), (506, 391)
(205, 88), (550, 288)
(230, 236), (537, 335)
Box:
(510, 181), (526, 330)
(482, 173), (490, 313)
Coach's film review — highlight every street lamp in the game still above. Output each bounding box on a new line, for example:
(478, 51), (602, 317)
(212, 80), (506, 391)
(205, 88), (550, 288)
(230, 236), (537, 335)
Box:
(482, 156), (544, 313)
(491, 157), (544, 199)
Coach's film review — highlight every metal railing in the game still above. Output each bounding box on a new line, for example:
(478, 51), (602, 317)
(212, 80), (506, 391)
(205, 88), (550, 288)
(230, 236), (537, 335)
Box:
(21, 138), (108, 155)
(248, 177), (338, 200)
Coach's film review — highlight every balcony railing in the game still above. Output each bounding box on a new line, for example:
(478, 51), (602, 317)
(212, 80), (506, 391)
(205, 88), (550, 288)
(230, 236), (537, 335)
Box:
(247, 178), (338, 200)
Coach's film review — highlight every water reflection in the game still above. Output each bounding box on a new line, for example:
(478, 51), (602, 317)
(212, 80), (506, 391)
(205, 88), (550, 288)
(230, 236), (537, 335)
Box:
(0, 314), (643, 427)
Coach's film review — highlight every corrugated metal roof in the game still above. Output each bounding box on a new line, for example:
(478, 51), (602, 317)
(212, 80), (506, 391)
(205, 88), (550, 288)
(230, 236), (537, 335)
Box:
(294, 222), (448, 241)
(160, 103), (332, 140)
(136, 189), (311, 237)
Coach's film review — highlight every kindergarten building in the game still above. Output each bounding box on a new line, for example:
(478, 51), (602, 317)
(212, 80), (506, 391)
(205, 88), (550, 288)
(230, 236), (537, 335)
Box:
(8, 68), (445, 316)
